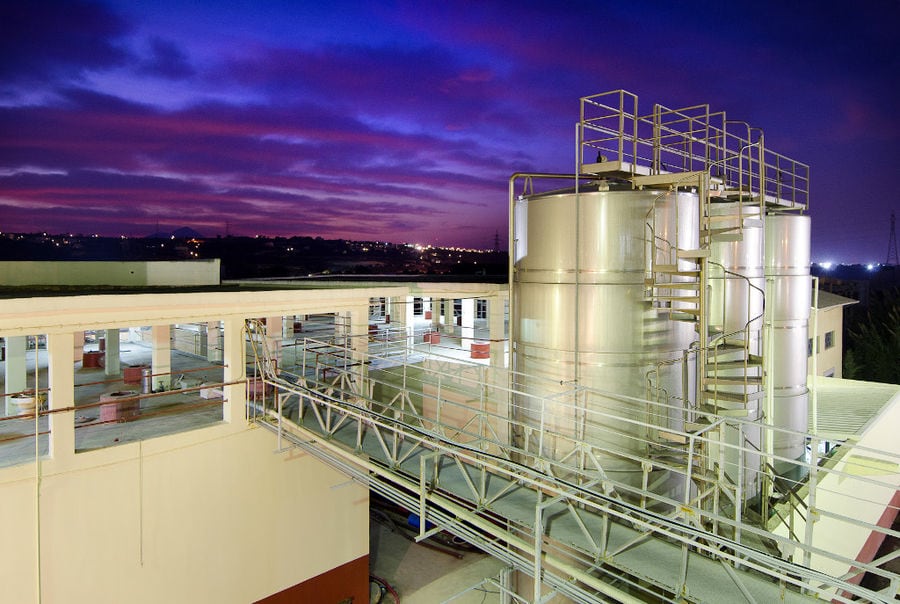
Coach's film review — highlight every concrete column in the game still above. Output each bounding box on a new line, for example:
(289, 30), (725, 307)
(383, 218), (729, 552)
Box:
(222, 318), (246, 424)
(282, 316), (294, 339)
(430, 297), (440, 331)
(265, 316), (282, 369)
(207, 321), (223, 362)
(152, 324), (172, 391)
(403, 296), (416, 337)
(74, 331), (85, 364)
(348, 305), (369, 385)
(104, 328), (121, 377)
(384, 298), (393, 323)
(461, 298), (476, 348)
(489, 295), (507, 369)
(47, 332), (75, 459)
(4, 336), (27, 416)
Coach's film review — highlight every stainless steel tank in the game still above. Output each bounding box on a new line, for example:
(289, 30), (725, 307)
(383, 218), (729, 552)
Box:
(765, 214), (811, 472)
(512, 183), (698, 486)
(708, 203), (765, 343)
(707, 203), (765, 495)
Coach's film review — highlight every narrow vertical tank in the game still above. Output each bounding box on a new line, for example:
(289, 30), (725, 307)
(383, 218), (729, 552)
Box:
(512, 183), (698, 486)
(765, 214), (811, 472)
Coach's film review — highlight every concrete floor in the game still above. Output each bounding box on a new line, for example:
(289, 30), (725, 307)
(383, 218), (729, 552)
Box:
(370, 515), (507, 603)
(0, 338), (226, 468)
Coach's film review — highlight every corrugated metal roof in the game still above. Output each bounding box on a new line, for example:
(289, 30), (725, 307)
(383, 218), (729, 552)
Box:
(809, 376), (900, 439)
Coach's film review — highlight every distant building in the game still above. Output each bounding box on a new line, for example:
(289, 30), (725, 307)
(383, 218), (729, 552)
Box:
(809, 290), (857, 378)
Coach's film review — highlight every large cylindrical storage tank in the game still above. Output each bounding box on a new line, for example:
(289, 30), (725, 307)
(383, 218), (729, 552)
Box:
(765, 214), (810, 474)
(708, 204), (765, 341)
(512, 183), (698, 489)
(707, 203), (765, 496)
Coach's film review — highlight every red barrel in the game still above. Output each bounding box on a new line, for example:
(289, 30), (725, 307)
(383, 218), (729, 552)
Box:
(123, 365), (147, 384)
(470, 341), (490, 359)
(99, 390), (140, 422)
(83, 351), (104, 368)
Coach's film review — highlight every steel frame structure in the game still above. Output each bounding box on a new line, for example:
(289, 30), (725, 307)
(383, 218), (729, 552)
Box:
(246, 323), (898, 603)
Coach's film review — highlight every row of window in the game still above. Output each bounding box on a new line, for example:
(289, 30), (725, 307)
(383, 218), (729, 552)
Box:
(411, 297), (489, 319)
(807, 331), (836, 356)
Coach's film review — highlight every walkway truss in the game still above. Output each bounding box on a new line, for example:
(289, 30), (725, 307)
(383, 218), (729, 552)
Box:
(246, 323), (899, 604)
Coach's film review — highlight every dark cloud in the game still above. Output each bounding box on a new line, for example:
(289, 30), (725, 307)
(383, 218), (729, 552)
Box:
(138, 37), (195, 79)
(0, 1), (132, 85)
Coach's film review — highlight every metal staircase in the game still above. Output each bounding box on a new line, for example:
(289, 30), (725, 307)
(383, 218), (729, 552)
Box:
(577, 91), (803, 525)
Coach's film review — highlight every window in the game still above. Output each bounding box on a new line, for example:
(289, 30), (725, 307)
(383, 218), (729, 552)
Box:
(413, 297), (423, 316)
(476, 299), (487, 319)
(825, 330), (835, 349)
(807, 338), (813, 357)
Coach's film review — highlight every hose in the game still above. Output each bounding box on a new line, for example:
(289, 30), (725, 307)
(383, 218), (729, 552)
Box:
(369, 574), (400, 604)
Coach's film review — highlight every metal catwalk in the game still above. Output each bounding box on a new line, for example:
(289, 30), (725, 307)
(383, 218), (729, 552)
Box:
(246, 324), (897, 603)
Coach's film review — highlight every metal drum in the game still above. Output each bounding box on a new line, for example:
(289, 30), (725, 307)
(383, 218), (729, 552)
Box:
(765, 214), (811, 472)
(512, 184), (698, 487)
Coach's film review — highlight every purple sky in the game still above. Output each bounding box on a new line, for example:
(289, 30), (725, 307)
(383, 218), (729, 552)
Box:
(1, 1), (897, 261)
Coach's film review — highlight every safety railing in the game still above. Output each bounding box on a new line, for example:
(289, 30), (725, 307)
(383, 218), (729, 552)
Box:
(578, 90), (809, 211)
(249, 328), (900, 602)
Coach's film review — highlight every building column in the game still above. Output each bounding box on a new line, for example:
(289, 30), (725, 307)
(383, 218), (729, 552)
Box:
(430, 298), (441, 331)
(489, 295), (507, 369)
(266, 316), (283, 369)
(74, 331), (85, 364)
(348, 304), (369, 385)
(384, 298), (393, 323)
(222, 318), (246, 424)
(47, 332), (75, 458)
(282, 316), (294, 339)
(104, 328), (121, 377)
(207, 321), (222, 362)
(152, 324), (172, 391)
(487, 294), (510, 456)
(461, 298), (476, 348)
(397, 296), (412, 344)
(4, 336), (27, 416)
(403, 296), (416, 346)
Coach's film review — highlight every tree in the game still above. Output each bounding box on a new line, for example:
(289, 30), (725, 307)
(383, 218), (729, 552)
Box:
(843, 288), (900, 384)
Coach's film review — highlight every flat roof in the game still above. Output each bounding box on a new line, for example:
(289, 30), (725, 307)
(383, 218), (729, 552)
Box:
(814, 290), (858, 309)
(0, 275), (508, 299)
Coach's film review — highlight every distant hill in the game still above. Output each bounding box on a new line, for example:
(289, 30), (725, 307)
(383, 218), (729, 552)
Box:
(146, 227), (204, 239)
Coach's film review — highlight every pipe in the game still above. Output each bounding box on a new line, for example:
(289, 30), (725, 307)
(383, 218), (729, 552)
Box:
(34, 336), (42, 604)
(810, 277), (819, 436)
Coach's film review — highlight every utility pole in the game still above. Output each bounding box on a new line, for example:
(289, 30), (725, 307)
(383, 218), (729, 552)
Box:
(887, 211), (898, 265)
